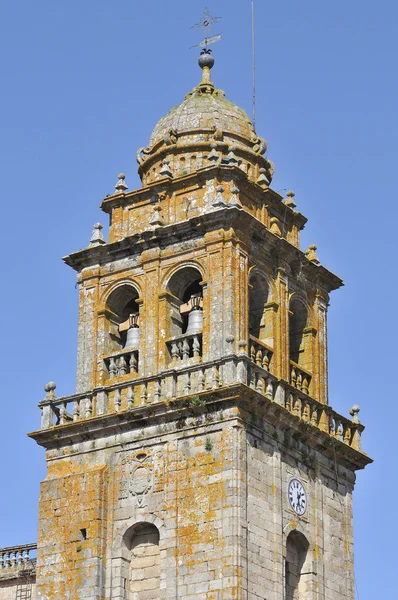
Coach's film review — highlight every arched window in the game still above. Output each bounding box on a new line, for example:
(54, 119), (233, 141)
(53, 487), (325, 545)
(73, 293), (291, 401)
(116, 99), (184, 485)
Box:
(105, 284), (140, 351)
(285, 531), (310, 600)
(165, 266), (203, 363)
(124, 523), (160, 600)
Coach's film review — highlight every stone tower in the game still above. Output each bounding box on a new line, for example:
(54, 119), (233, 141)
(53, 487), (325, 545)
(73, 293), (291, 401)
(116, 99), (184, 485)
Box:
(29, 53), (371, 600)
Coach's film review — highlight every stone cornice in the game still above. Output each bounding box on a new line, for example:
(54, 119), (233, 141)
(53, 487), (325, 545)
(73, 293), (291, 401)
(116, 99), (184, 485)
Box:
(64, 207), (342, 293)
(28, 383), (371, 472)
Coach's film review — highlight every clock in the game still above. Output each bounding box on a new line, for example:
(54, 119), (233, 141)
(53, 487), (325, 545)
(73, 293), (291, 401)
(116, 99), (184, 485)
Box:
(288, 478), (307, 515)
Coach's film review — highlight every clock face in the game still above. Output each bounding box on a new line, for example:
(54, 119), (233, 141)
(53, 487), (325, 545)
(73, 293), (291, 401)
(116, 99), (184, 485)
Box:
(288, 478), (307, 515)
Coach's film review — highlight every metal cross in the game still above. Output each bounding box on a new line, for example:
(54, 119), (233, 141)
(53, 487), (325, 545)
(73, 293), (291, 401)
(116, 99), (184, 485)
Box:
(190, 7), (222, 50)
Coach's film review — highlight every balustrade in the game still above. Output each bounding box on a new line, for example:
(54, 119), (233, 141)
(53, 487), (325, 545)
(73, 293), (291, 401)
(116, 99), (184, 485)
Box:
(37, 354), (363, 453)
(167, 332), (202, 364)
(0, 544), (36, 572)
(289, 361), (311, 395)
(249, 335), (273, 372)
(104, 349), (139, 380)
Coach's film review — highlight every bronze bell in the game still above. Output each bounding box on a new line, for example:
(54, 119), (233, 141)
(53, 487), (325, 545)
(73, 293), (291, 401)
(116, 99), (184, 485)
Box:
(185, 294), (203, 335)
(124, 313), (140, 348)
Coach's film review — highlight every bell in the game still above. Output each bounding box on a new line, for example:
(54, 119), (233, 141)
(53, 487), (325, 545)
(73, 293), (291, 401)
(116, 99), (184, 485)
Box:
(185, 295), (203, 335)
(125, 326), (140, 348)
(124, 313), (140, 349)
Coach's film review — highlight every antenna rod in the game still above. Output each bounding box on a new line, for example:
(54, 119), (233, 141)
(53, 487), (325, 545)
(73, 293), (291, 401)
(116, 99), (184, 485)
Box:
(252, 0), (256, 130)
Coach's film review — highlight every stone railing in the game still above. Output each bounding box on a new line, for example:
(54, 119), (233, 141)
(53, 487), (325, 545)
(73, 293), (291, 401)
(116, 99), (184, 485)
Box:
(167, 332), (202, 364)
(289, 360), (312, 395)
(283, 388), (363, 451)
(103, 348), (139, 380)
(0, 543), (36, 573)
(249, 335), (273, 372)
(37, 356), (364, 453)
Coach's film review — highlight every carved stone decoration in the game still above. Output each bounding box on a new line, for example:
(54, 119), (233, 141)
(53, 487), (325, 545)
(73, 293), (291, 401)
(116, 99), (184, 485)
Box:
(252, 135), (267, 155)
(119, 451), (154, 507)
(164, 129), (177, 145)
(136, 146), (152, 165)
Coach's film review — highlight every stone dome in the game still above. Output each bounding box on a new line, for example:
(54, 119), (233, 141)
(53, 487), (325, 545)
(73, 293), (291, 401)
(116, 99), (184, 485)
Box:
(136, 56), (273, 185)
(149, 87), (258, 152)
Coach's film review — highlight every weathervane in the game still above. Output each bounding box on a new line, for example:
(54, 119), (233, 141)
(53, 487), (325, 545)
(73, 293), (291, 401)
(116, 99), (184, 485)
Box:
(191, 7), (222, 52)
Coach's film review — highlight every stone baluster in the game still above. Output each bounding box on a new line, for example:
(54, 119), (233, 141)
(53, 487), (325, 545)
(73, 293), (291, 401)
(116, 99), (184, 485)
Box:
(285, 392), (293, 413)
(250, 343), (256, 363)
(114, 389), (121, 412)
(197, 368), (204, 392)
(262, 350), (270, 371)
(302, 375), (309, 395)
(59, 401), (68, 425)
(182, 338), (190, 361)
(311, 407), (318, 427)
(249, 367), (256, 389)
(319, 408), (330, 433)
(17, 549), (23, 566)
(10, 552), (15, 568)
(301, 401), (309, 421)
(4, 552), (10, 568)
(212, 365), (220, 389)
(255, 347), (262, 367)
(154, 379), (161, 403)
(85, 397), (92, 419)
(329, 417), (336, 437)
(343, 423), (352, 445)
(184, 372), (191, 395)
(129, 351), (138, 373)
(23, 549), (30, 565)
(108, 357), (117, 379)
(290, 366), (297, 388)
(193, 335), (201, 358)
(171, 341), (180, 364)
(140, 382), (148, 404)
(266, 378), (273, 400)
(117, 355), (127, 376)
(296, 370), (303, 391)
(294, 397), (302, 418)
(256, 374), (264, 394)
(127, 386), (134, 409)
(73, 398), (80, 422)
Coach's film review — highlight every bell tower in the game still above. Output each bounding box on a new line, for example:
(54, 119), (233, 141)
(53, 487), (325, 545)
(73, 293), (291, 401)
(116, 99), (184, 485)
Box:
(30, 51), (371, 600)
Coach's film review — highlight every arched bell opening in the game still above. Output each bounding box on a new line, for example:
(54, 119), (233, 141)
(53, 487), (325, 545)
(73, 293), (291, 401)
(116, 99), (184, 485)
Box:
(105, 284), (141, 351)
(165, 266), (204, 363)
(285, 530), (311, 600)
(248, 273), (272, 344)
(248, 272), (274, 373)
(289, 297), (311, 370)
(123, 523), (160, 600)
(167, 267), (203, 337)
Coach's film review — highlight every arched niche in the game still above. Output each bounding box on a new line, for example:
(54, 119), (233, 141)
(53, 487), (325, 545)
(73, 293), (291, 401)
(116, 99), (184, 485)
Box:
(166, 266), (203, 337)
(285, 530), (312, 600)
(104, 283), (140, 352)
(289, 296), (312, 371)
(122, 523), (160, 600)
(248, 271), (274, 347)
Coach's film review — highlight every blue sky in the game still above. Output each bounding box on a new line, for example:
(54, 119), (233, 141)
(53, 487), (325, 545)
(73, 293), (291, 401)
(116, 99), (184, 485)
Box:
(0, 1), (395, 597)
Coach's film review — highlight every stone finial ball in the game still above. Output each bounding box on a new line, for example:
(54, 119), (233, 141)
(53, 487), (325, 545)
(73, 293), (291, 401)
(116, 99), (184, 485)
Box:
(198, 52), (215, 70)
(44, 381), (56, 392)
(350, 404), (360, 415)
(118, 173), (125, 180)
(287, 190), (295, 197)
(94, 223), (103, 230)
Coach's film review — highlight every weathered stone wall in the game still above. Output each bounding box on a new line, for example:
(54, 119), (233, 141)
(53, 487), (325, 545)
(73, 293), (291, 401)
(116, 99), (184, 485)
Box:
(245, 426), (356, 600)
(36, 406), (247, 599)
